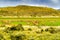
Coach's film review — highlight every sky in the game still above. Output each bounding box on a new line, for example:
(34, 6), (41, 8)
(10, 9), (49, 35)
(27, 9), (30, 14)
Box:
(0, 0), (60, 9)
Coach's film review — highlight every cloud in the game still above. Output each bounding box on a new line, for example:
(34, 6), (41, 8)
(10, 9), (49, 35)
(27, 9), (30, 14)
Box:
(0, 0), (60, 9)
(20, 0), (41, 4)
(51, 0), (59, 3)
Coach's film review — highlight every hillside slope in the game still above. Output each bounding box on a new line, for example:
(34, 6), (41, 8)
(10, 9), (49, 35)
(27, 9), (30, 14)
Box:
(0, 5), (60, 17)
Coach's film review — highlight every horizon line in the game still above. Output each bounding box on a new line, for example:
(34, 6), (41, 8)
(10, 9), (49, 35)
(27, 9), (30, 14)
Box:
(0, 4), (59, 9)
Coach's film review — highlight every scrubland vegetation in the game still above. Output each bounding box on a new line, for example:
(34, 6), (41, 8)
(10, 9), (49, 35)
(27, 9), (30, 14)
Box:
(0, 24), (60, 40)
(0, 5), (60, 40)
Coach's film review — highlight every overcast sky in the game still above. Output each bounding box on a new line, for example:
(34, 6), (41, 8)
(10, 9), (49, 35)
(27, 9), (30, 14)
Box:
(0, 0), (60, 9)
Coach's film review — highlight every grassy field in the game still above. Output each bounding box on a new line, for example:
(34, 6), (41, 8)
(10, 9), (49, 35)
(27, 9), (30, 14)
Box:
(0, 18), (60, 26)
(0, 18), (60, 40)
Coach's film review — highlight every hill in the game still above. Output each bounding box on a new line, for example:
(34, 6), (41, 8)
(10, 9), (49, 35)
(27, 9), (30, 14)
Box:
(0, 5), (60, 17)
